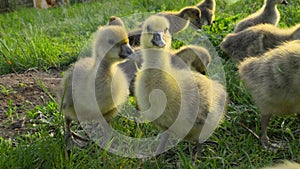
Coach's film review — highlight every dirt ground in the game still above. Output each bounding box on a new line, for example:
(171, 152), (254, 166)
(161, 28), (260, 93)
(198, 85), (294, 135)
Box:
(0, 70), (62, 140)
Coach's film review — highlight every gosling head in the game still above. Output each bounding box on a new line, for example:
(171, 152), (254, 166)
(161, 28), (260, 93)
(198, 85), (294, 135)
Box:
(179, 6), (202, 29)
(141, 15), (171, 49)
(266, 0), (288, 5)
(108, 16), (126, 28)
(93, 26), (134, 61)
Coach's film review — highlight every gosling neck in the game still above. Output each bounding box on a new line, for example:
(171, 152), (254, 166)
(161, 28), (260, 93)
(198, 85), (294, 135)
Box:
(263, 0), (278, 13)
(96, 54), (123, 75)
(97, 58), (113, 71)
(142, 48), (171, 70)
(204, 0), (215, 8)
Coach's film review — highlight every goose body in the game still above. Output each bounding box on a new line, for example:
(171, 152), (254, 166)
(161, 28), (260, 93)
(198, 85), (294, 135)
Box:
(238, 40), (300, 148)
(57, 25), (134, 146)
(221, 23), (300, 61)
(135, 15), (227, 153)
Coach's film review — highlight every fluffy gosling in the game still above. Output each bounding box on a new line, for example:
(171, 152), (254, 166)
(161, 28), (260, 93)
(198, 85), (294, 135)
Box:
(135, 15), (227, 155)
(57, 25), (134, 147)
(172, 45), (211, 74)
(238, 40), (300, 149)
(221, 23), (300, 62)
(157, 6), (202, 34)
(234, 0), (288, 33)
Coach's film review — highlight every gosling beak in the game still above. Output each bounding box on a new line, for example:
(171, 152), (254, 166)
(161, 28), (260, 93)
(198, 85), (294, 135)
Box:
(191, 18), (202, 29)
(197, 18), (203, 28)
(151, 32), (166, 48)
(282, 0), (288, 5)
(120, 43), (135, 59)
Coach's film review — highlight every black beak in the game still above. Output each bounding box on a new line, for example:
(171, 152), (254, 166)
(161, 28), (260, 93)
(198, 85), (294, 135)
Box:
(282, 0), (288, 5)
(197, 18), (203, 28)
(151, 32), (166, 48)
(189, 18), (202, 29)
(120, 43), (134, 59)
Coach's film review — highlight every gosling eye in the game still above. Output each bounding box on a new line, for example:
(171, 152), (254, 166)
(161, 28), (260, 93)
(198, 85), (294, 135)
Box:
(147, 25), (151, 32)
(164, 27), (168, 33)
(108, 39), (115, 45)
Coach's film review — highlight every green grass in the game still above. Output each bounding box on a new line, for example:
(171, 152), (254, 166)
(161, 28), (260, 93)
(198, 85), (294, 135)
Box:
(0, 0), (300, 168)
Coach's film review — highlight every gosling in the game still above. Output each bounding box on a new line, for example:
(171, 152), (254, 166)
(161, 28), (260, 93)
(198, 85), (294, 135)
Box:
(157, 6), (202, 34)
(57, 25), (134, 147)
(135, 15), (227, 155)
(234, 0), (288, 33)
(128, 6), (202, 47)
(196, 0), (216, 26)
(238, 40), (300, 149)
(172, 45), (211, 74)
(221, 23), (300, 62)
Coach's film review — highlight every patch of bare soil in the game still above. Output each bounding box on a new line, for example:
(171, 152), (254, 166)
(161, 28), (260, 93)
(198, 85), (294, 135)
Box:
(0, 70), (62, 140)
